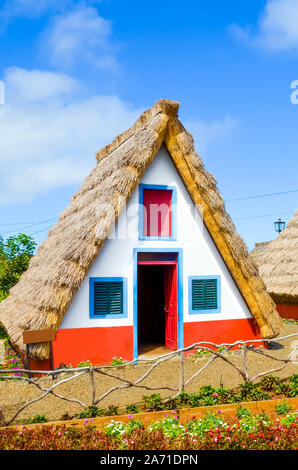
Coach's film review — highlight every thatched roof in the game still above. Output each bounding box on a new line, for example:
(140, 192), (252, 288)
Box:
(259, 210), (298, 304)
(250, 241), (271, 266)
(0, 99), (282, 361)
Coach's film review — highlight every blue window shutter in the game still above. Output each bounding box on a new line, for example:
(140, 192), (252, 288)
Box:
(94, 281), (123, 316)
(192, 279), (217, 310)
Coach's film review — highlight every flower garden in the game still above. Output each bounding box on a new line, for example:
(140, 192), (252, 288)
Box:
(0, 409), (297, 450)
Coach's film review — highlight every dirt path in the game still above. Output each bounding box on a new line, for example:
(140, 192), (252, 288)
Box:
(0, 323), (297, 424)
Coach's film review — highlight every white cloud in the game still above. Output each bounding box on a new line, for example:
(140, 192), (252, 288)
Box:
(41, 7), (117, 70)
(185, 115), (239, 155)
(4, 67), (79, 104)
(0, 67), (141, 205)
(230, 0), (298, 52)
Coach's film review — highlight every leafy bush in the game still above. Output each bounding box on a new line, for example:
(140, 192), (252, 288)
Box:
(0, 323), (8, 339)
(0, 342), (27, 378)
(237, 405), (251, 419)
(0, 234), (36, 302)
(275, 401), (292, 415)
(78, 406), (103, 419)
(28, 414), (47, 424)
(238, 381), (270, 401)
(141, 393), (163, 411)
(125, 404), (141, 415)
(104, 405), (121, 416)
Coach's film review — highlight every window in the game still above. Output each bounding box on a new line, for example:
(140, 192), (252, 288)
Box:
(189, 276), (221, 314)
(139, 184), (177, 240)
(89, 277), (127, 319)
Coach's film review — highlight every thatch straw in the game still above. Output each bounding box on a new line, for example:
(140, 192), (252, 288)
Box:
(0, 99), (282, 361)
(250, 241), (271, 266)
(259, 210), (298, 305)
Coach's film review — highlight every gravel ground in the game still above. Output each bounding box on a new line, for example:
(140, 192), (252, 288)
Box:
(0, 322), (297, 425)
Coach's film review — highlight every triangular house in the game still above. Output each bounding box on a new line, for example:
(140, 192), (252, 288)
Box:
(258, 210), (298, 320)
(0, 99), (282, 368)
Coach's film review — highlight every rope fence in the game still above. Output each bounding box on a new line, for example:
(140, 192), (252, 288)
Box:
(0, 333), (297, 426)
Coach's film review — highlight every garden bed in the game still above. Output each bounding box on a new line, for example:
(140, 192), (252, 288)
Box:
(0, 404), (297, 450)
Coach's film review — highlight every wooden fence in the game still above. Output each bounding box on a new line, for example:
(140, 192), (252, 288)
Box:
(0, 334), (297, 426)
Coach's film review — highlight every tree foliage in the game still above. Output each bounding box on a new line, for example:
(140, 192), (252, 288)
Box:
(0, 233), (36, 302)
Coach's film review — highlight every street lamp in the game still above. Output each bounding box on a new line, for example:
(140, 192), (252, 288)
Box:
(274, 218), (286, 234)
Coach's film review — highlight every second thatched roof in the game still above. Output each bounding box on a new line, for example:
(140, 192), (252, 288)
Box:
(259, 210), (298, 304)
(0, 99), (282, 361)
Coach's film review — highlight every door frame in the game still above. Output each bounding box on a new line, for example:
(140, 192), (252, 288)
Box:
(133, 248), (183, 360)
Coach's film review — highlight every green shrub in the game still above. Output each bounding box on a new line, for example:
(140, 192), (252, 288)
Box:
(78, 406), (103, 419)
(275, 400), (292, 415)
(238, 381), (270, 401)
(0, 323), (8, 339)
(104, 405), (121, 416)
(289, 374), (298, 397)
(141, 393), (163, 411)
(237, 405), (251, 419)
(125, 404), (141, 415)
(28, 414), (47, 424)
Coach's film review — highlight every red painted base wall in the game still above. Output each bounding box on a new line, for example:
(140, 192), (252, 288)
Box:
(276, 304), (298, 320)
(28, 318), (264, 371)
(52, 326), (134, 368)
(184, 318), (263, 354)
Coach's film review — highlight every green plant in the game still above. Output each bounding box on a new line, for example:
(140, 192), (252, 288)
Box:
(275, 400), (292, 415)
(289, 374), (298, 397)
(0, 234), (36, 302)
(77, 360), (92, 368)
(195, 348), (210, 357)
(78, 406), (103, 419)
(110, 356), (126, 366)
(237, 405), (251, 419)
(238, 381), (270, 401)
(141, 393), (163, 411)
(105, 405), (121, 416)
(0, 323), (8, 339)
(125, 404), (141, 414)
(28, 414), (47, 424)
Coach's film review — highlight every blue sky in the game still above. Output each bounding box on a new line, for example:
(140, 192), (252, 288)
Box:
(0, 0), (297, 250)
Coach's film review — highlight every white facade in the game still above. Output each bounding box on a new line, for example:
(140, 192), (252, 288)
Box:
(60, 145), (252, 331)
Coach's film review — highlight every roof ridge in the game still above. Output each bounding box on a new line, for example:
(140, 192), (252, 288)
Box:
(95, 99), (179, 163)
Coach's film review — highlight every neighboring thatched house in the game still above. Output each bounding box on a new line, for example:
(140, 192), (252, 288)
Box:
(258, 210), (298, 320)
(250, 241), (271, 266)
(0, 99), (282, 369)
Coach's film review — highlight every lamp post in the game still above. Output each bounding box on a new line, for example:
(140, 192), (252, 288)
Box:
(274, 218), (286, 234)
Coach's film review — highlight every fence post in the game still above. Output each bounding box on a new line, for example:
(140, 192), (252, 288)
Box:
(242, 343), (250, 382)
(90, 367), (96, 405)
(179, 350), (185, 393)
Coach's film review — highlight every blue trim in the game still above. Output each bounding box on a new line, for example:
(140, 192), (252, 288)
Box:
(138, 183), (177, 241)
(188, 275), (221, 314)
(133, 248), (183, 360)
(89, 277), (128, 319)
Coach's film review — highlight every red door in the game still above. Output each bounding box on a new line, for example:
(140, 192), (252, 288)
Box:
(163, 264), (177, 350)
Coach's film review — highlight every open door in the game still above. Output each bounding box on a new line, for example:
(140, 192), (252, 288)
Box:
(163, 264), (177, 350)
(137, 253), (178, 355)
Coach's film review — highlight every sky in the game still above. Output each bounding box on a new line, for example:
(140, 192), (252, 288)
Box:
(0, 0), (298, 251)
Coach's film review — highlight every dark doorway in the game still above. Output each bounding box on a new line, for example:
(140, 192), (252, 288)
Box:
(137, 262), (177, 355)
(138, 265), (165, 348)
